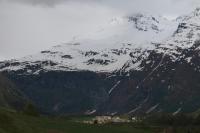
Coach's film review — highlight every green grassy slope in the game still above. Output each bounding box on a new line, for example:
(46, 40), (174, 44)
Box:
(0, 108), (157, 133)
(2, 107), (200, 133)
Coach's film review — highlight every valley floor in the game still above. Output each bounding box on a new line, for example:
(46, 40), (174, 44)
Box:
(0, 108), (200, 133)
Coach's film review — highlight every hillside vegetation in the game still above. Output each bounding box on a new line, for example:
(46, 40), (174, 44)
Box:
(0, 73), (25, 110)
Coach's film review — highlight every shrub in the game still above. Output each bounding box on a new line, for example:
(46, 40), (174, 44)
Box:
(23, 103), (39, 117)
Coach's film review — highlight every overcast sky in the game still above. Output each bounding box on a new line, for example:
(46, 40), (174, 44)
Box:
(0, 0), (200, 60)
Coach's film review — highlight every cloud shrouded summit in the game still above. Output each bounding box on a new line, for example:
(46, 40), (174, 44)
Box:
(0, 0), (200, 60)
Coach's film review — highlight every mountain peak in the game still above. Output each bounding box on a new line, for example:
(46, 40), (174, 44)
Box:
(126, 13), (161, 32)
(178, 7), (200, 22)
(193, 7), (200, 16)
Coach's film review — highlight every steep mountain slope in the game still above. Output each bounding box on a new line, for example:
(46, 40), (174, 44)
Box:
(1, 9), (200, 115)
(0, 73), (26, 110)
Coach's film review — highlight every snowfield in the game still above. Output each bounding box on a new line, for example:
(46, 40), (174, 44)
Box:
(1, 9), (200, 74)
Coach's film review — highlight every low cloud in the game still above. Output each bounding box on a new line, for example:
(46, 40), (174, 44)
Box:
(2, 0), (98, 6)
(1, 0), (200, 16)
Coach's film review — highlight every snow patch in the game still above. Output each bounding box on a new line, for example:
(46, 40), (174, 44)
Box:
(146, 104), (159, 114)
(173, 108), (182, 116)
(108, 81), (121, 95)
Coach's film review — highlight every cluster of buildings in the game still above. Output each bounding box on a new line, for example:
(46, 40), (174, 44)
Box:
(83, 116), (141, 124)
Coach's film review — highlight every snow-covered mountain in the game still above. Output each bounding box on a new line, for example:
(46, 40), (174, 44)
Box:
(1, 8), (200, 115)
(0, 13), (178, 73)
(157, 8), (200, 58)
